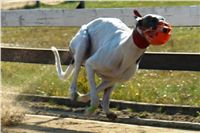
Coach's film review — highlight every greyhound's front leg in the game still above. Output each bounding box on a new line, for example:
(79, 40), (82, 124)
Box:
(102, 86), (117, 120)
(85, 61), (99, 116)
(101, 86), (113, 113)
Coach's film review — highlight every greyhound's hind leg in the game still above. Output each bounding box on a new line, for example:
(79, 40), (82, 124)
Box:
(69, 29), (90, 102)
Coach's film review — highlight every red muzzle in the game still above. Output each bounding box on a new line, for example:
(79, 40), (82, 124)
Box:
(143, 21), (172, 45)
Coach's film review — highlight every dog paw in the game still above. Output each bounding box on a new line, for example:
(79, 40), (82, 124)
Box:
(84, 106), (97, 116)
(106, 112), (117, 120)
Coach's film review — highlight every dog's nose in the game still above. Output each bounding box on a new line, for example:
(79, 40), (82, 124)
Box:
(162, 28), (171, 33)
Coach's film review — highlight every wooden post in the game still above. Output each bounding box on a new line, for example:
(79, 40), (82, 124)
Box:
(76, 1), (85, 9)
(36, 0), (40, 8)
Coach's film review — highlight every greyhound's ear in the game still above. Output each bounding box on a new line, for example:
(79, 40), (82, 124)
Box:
(133, 10), (142, 18)
(133, 10), (142, 21)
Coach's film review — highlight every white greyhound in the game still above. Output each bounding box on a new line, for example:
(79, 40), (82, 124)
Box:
(52, 10), (172, 119)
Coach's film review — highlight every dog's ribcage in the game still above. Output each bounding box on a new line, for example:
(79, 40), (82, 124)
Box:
(70, 18), (145, 82)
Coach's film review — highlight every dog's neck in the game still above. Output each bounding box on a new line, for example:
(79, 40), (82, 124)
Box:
(132, 27), (150, 49)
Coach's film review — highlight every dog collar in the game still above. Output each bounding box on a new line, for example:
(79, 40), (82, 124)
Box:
(132, 28), (150, 49)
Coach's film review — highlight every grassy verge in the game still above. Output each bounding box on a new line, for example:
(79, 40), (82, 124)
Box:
(2, 62), (200, 106)
(86, 1), (200, 8)
(113, 70), (200, 106)
(2, 27), (200, 52)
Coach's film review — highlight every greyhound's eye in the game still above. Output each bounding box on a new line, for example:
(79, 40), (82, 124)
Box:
(149, 18), (159, 29)
(152, 18), (158, 24)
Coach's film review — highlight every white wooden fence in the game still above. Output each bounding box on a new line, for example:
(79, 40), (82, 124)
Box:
(2, 6), (200, 27)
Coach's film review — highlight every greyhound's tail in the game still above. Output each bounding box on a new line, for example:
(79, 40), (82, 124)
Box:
(51, 46), (74, 80)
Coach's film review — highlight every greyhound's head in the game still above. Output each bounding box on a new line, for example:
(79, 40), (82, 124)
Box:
(133, 10), (172, 45)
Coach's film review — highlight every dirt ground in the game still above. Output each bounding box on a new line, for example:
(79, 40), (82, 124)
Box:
(2, 94), (200, 132)
(2, 114), (199, 133)
(25, 101), (200, 123)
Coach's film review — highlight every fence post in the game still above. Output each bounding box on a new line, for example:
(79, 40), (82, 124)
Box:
(36, 0), (40, 8)
(76, 1), (85, 9)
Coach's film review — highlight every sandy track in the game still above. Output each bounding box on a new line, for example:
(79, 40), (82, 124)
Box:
(3, 114), (199, 133)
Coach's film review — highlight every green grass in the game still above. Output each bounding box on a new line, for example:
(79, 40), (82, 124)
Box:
(2, 1), (200, 106)
(1, 27), (79, 49)
(2, 27), (200, 52)
(85, 1), (200, 8)
(113, 70), (200, 106)
(20, 1), (200, 9)
(2, 62), (200, 106)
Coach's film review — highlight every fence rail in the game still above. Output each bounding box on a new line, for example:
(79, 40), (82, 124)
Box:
(2, 6), (200, 27)
(1, 47), (200, 71)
